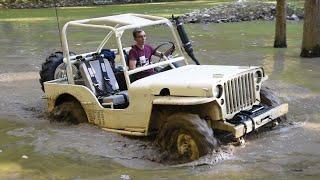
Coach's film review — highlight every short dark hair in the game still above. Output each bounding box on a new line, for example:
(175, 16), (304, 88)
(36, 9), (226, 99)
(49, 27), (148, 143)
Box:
(132, 28), (144, 38)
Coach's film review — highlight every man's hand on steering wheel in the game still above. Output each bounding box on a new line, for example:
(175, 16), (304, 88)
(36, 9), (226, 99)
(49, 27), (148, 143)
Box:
(153, 42), (175, 62)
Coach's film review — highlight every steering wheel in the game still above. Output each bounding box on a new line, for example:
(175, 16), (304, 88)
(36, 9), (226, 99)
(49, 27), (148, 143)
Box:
(153, 42), (176, 62)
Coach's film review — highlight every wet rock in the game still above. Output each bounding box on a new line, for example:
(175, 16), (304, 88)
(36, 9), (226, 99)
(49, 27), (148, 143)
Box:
(120, 174), (131, 180)
(290, 14), (299, 21)
(290, 168), (303, 172)
(202, 14), (210, 18)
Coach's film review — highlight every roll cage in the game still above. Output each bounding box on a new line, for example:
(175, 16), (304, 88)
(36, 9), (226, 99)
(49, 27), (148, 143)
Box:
(61, 13), (188, 88)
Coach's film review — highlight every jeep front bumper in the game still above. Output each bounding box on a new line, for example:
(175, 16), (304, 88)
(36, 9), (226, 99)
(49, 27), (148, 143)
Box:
(213, 103), (289, 138)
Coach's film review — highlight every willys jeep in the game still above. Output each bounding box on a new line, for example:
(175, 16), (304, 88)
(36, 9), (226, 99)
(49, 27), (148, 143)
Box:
(39, 14), (288, 161)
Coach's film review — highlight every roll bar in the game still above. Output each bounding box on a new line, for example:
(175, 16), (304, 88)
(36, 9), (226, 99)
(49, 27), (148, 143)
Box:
(61, 14), (188, 88)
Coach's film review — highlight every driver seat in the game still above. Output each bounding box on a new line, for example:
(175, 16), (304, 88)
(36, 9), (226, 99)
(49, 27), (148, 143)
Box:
(79, 57), (129, 108)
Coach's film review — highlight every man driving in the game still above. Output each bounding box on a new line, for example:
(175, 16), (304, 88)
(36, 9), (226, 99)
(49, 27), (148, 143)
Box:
(128, 29), (163, 81)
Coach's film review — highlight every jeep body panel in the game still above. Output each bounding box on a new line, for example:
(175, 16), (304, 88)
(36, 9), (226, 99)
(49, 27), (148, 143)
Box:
(131, 64), (262, 97)
(44, 63), (265, 136)
(44, 79), (153, 136)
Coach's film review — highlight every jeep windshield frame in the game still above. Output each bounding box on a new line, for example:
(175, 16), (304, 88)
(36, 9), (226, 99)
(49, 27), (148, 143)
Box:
(60, 13), (188, 88)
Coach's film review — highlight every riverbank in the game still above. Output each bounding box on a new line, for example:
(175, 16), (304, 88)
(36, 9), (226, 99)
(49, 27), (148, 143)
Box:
(181, 2), (304, 24)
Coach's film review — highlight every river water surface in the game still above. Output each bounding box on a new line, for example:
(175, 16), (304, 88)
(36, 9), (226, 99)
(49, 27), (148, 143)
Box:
(0, 19), (319, 179)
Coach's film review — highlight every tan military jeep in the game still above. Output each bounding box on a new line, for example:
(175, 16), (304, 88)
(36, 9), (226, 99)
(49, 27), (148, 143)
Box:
(39, 14), (288, 161)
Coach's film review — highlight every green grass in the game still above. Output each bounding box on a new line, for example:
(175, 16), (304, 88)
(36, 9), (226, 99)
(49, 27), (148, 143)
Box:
(0, 1), (230, 21)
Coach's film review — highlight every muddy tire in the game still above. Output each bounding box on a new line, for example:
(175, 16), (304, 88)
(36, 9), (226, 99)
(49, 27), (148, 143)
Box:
(156, 113), (218, 162)
(39, 51), (75, 92)
(260, 86), (287, 122)
(50, 100), (87, 124)
(39, 51), (63, 91)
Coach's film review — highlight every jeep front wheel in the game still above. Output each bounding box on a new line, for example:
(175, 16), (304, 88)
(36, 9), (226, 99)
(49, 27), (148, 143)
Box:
(157, 113), (218, 161)
(260, 86), (287, 122)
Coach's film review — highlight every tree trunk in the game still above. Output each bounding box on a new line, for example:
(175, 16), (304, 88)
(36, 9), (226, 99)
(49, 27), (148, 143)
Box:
(274, 0), (287, 48)
(300, 0), (320, 57)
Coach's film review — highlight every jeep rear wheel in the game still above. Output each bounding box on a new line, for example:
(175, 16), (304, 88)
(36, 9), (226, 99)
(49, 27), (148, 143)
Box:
(157, 113), (218, 162)
(51, 100), (87, 124)
(39, 51), (76, 92)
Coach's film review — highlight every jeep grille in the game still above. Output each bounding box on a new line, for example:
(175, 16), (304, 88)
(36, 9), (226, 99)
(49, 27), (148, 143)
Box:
(224, 73), (256, 114)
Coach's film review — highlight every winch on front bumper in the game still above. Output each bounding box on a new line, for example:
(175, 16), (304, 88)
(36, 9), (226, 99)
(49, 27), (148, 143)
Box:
(212, 103), (289, 138)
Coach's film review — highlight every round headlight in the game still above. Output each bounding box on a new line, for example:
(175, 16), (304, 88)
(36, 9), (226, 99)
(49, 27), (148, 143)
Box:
(254, 71), (262, 83)
(213, 85), (223, 98)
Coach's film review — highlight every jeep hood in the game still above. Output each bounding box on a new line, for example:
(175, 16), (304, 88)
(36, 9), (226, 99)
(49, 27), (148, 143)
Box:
(130, 65), (261, 97)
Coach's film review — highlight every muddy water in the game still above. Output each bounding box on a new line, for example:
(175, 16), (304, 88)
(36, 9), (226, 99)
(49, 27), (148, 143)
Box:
(0, 20), (319, 179)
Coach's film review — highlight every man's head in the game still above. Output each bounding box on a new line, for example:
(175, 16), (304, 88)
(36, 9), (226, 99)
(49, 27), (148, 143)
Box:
(133, 29), (146, 46)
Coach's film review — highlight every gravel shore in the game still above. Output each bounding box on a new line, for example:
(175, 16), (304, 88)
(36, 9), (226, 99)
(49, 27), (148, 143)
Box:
(181, 2), (303, 24)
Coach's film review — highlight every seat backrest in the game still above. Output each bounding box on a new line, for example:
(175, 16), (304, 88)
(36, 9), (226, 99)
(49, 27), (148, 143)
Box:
(123, 49), (129, 66)
(79, 58), (119, 95)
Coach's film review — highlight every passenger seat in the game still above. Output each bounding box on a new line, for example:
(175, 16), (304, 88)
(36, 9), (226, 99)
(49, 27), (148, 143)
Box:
(79, 57), (129, 108)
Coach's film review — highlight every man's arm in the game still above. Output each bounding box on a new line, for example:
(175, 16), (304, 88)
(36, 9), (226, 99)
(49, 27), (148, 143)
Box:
(128, 48), (137, 70)
(129, 59), (137, 70)
(149, 45), (164, 58)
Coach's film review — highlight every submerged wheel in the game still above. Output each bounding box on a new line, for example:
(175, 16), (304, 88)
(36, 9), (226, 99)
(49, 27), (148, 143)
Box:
(260, 86), (287, 122)
(157, 113), (218, 161)
(51, 100), (87, 124)
(39, 51), (76, 92)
